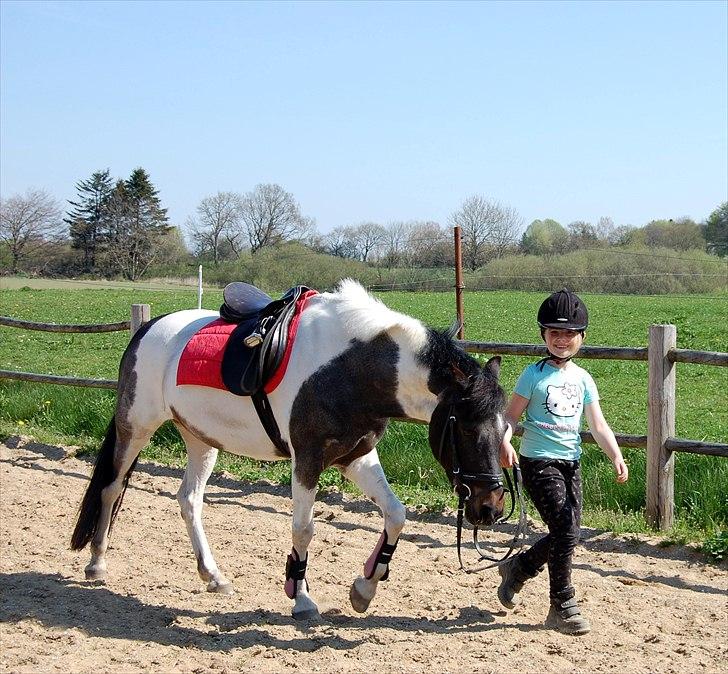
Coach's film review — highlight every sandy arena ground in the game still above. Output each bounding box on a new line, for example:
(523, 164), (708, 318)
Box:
(1, 436), (726, 673)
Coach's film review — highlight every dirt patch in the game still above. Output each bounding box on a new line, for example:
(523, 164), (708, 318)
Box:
(1, 437), (726, 673)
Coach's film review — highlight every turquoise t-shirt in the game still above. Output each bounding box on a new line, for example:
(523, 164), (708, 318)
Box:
(514, 360), (599, 461)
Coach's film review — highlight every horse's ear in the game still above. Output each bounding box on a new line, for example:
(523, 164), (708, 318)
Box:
(483, 355), (501, 379)
(445, 318), (463, 340)
(451, 363), (469, 387)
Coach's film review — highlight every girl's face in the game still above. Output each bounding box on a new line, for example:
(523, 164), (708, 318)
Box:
(543, 328), (584, 360)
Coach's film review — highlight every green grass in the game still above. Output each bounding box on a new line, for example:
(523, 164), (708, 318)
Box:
(1, 284), (726, 546)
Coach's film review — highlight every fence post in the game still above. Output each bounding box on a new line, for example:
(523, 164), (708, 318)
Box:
(646, 324), (676, 530)
(453, 225), (464, 339)
(130, 304), (151, 338)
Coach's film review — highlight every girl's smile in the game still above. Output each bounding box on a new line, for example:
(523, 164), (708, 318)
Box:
(544, 328), (584, 360)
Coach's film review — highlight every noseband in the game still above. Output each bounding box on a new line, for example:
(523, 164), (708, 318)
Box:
(440, 407), (528, 572)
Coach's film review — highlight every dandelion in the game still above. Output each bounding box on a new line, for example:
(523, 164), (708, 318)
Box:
(17, 420), (25, 426)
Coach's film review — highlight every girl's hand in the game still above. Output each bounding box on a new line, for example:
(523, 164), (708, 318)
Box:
(500, 441), (518, 468)
(613, 456), (629, 483)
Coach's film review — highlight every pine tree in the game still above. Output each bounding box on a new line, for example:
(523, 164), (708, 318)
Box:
(65, 169), (113, 272)
(105, 168), (170, 280)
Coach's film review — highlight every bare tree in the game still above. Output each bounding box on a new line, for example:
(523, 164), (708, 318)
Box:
(449, 196), (523, 270)
(0, 189), (62, 273)
(351, 222), (387, 263)
(595, 216), (616, 243)
(187, 191), (244, 264)
(240, 184), (311, 253)
(407, 221), (451, 267)
(321, 226), (359, 259)
(382, 221), (414, 268)
(489, 204), (524, 259)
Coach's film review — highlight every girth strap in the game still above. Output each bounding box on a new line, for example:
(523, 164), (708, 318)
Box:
(252, 390), (289, 456)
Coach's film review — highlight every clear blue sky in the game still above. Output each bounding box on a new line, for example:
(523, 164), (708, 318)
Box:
(1, 0), (726, 235)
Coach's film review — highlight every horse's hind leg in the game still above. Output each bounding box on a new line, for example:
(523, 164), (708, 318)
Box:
(340, 449), (406, 613)
(85, 429), (152, 581)
(175, 428), (234, 595)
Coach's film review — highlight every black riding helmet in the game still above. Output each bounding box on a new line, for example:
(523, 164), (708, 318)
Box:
(537, 289), (588, 332)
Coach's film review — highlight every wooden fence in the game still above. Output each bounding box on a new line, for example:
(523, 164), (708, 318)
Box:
(1, 304), (726, 531)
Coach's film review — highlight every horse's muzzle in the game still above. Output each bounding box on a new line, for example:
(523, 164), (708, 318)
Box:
(466, 488), (506, 526)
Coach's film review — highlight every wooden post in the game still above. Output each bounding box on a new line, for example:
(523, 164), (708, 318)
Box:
(130, 304), (151, 338)
(453, 226), (464, 339)
(197, 264), (203, 310)
(646, 324), (676, 530)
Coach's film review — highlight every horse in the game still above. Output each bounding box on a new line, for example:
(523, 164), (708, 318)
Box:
(71, 279), (508, 619)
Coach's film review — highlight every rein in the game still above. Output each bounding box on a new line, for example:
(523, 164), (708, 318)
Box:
(441, 409), (528, 573)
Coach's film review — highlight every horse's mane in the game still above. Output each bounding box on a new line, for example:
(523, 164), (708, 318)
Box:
(324, 280), (504, 413)
(419, 326), (505, 415)
(326, 279), (429, 350)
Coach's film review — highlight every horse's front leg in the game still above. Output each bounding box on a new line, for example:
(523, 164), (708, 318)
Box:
(340, 449), (406, 613)
(287, 473), (320, 620)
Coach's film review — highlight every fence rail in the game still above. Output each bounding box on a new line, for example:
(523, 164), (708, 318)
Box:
(1, 306), (726, 530)
(0, 316), (131, 333)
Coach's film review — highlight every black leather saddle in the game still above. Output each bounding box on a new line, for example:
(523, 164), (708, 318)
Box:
(220, 283), (312, 397)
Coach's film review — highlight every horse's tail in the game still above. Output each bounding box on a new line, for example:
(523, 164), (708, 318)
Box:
(70, 416), (138, 551)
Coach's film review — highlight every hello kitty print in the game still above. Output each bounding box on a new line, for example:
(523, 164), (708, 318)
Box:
(543, 382), (582, 418)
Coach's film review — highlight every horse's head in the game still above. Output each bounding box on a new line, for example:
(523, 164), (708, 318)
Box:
(428, 355), (507, 527)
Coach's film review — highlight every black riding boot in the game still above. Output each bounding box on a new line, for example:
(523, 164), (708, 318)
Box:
(497, 553), (542, 609)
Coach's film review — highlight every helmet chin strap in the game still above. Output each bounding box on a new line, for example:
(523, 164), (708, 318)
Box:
(537, 352), (572, 370)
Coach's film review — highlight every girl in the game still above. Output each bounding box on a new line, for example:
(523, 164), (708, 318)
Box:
(499, 289), (628, 635)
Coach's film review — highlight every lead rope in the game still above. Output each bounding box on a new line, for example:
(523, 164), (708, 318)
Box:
(456, 465), (528, 573)
(471, 464), (528, 569)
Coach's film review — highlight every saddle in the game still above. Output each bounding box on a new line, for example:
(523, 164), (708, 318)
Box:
(220, 283), (313, 396)
(217, 283), (317, 455)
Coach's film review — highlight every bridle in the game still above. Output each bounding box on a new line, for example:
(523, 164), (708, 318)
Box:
(439, 406), (528, 572)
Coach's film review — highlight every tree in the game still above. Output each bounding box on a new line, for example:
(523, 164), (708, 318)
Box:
(351, 222), (387, 263)
(607, 224), (634, 246)
(703, 202), (727, 257)
(381, 221), (414, 268)
(104, 168), (170, 280)
(65, 169), (113, 272)
(449, 196), (523, 270)
(240, 184), (312, 253)
(642, 218), (705, 251)
(321, 226), (359, 259)
(566, 221), (599, 250)
(154, 226), (191, 268)
(595, 216), (616, 243)
(520, 219), (569, 256)
(0, 189), (62, 273)
(407, 221), (450, 267)
(187, 192), (244, 265)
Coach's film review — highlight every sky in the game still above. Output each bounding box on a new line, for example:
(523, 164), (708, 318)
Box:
(1, 0), (726, 237)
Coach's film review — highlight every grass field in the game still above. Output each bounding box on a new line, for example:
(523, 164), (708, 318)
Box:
(1, 282), (726, 548)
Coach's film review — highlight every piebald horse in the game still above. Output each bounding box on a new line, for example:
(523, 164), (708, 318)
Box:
(71, 280), (507, 619)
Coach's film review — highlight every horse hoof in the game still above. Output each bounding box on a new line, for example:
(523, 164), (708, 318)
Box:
(84, 565), (106, 582)
(292, 608), (320, 621)
(349, 581), (373, 613)
(207, 580), (235, 595)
